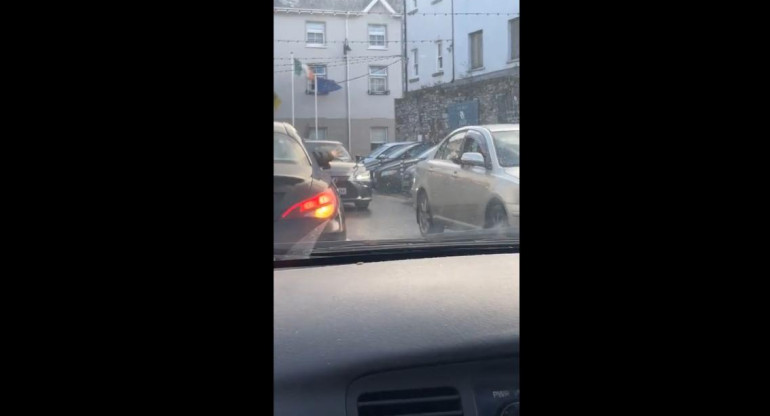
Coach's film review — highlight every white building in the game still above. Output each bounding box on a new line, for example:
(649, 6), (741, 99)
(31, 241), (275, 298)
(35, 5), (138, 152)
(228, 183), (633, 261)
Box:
(273, 0), (404, 157)
(403, 0), (519, 92)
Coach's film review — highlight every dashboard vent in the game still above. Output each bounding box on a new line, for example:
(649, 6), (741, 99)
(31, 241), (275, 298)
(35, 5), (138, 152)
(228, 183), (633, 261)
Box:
(357, 386), (463, 416)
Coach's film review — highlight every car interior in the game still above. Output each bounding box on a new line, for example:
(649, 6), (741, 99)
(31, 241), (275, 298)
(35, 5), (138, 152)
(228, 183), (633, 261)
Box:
(275, 252), (519, 416)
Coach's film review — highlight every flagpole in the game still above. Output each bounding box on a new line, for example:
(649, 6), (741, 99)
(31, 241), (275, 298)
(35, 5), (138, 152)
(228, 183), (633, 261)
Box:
(290, 52), (295, 126)
(314, 75), (318, 140)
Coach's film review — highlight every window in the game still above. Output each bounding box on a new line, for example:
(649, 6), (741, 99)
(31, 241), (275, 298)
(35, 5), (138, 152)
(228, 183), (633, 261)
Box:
(307, 127), (327, 140)
(412, 0), (418, 10)
(274, 133), (310, 166)
(436, 41), (443, 71)
(411, 49), (419, 77)
(509, 18), (519, 61)
(306, 64), (327, 92)
(469, 30), (483, 69)
(368, 24), (386, 48)
(436, 132), (466, 163)
(306, 22), (325, 46)
(370, 127), (388, 150)
(368, 66), (388, 94)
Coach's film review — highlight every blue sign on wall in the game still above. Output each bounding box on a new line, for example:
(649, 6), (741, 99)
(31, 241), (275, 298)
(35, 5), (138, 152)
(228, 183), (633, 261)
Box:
(447, 100), (479, 130)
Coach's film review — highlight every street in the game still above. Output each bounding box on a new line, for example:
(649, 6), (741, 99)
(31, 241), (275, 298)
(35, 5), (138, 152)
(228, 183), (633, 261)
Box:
(344, 191), (421, 241)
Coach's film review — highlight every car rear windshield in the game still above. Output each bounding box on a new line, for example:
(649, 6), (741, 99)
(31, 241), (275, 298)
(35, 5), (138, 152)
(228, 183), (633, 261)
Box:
(492, 130), (520, 167)
(305, 143), (352, 162)
(274, 133), (309, 165)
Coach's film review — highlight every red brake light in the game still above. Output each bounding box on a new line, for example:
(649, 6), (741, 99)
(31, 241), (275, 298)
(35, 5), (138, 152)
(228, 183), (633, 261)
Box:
(281, 188), (338, 219)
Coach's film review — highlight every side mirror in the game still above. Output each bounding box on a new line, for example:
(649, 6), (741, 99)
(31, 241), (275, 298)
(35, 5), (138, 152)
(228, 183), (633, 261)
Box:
(314, 150), (333, 169)
(460, 152), (486, 167)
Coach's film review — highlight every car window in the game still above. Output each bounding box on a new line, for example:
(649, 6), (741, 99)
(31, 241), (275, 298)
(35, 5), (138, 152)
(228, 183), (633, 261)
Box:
(305, 143), (352, 162)
(462, 133), (489, 161)
(274, 132), (310, 166)
(492, 130), (520, 167)
(436, 133), (466, 163)
(405, 143), (431, 158)
(379, 144), (408, 157)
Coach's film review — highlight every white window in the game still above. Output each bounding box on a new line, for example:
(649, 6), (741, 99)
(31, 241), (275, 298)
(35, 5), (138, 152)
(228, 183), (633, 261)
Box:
(509, 18), (519, 61)
(436, 40), (443, 71)
(368, 24), (387, 48)
(368, 66), (388, 94)
(411, 49), (419, 77)
(306, 22), (325, 46)
(370, 127), (388, 150)
(469, 30), (483, 69)
(308, 127), (327, 140)
(307, 64), (327, 93)
(412, 0), (418, 10)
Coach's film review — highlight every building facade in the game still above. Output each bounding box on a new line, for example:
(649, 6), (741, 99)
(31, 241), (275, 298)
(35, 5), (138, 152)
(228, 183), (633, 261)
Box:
(396, 0), (519, 143)
(273, 0), (404, 157)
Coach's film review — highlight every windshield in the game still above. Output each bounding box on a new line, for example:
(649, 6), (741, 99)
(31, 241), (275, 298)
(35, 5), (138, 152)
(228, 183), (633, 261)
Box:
(492, 131), (520, 167)
(305, 142), (353, 162)
(274, 0), (519, 260)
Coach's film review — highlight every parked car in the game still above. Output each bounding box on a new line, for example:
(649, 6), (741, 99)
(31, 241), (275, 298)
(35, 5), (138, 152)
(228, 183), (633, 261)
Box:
(404, 145), (440, 198)
(412, 124), (519, 236)
(361, 142), (415, 170)
(274, 122), (346, 249)
(372, 143), (437, 193)
(304, 140), (373, 210)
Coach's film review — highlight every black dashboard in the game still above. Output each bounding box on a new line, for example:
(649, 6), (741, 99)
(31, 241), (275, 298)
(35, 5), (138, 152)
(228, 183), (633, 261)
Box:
(274, 253), (519, 416)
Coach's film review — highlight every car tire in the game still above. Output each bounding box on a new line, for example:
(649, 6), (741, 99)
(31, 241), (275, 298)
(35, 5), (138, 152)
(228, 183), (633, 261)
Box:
(485, 201), (509, 229)
(355, 201), (370, 210)
(417, 191), (444, 236)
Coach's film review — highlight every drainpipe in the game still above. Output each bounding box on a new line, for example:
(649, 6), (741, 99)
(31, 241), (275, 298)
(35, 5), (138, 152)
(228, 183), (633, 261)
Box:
(345, 12), (351, 152)
(403, 0), (408, 94)
(450, 0), (455, 83)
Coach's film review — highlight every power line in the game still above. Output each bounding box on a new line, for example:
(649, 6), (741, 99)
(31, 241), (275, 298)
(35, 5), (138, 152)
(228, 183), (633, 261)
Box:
(273, 55), (401, 68)
(273, 54), (402, 61)
(275, 39), (452, 44)
(274, 59), (402, 84)
(274, 9), (519, 16)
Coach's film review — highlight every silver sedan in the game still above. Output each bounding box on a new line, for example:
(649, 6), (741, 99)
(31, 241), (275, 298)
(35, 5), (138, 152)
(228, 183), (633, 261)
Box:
(412, 124), (519, 236)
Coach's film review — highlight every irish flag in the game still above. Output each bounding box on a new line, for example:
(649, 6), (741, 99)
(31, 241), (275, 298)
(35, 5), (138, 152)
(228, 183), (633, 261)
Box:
(293, 58), (315, 81)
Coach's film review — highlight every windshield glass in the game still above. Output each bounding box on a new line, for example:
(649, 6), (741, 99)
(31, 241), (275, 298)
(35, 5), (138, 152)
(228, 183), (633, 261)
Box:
(492, 131), (520, 167)
(305, 142), (353, 162)
(273, 0), (519, 259)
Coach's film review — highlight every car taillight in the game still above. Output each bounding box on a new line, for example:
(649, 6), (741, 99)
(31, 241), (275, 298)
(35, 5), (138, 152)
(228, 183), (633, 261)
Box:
(281, 188), (337, 220)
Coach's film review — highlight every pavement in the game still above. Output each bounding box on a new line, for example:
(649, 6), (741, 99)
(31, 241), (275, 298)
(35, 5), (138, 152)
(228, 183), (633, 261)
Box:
(344, 191), (421, 241)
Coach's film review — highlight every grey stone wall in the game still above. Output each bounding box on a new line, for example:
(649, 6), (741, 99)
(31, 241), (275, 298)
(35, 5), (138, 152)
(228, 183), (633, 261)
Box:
(395, 73), (519, 144)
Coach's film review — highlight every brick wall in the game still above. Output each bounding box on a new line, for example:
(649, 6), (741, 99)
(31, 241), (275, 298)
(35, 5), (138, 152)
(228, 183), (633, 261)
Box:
(395, 72), (519, 144)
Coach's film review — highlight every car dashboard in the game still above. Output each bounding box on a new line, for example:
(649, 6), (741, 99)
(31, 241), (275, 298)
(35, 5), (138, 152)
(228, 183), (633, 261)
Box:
(274, 252), (519, 416)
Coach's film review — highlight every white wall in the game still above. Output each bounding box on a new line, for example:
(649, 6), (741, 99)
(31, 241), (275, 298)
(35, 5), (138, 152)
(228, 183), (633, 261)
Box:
(453, 0), (519, 78)
(403, 0), (519, 91)
(403, 0), (453, 90)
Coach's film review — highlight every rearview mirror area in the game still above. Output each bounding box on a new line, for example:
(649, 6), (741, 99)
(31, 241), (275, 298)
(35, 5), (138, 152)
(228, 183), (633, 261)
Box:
(460, 152), (486, 167)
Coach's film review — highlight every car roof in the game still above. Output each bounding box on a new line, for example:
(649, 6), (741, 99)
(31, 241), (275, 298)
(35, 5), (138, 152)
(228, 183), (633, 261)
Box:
(480, 124), (519, 132)
(305, 140), (343, 145)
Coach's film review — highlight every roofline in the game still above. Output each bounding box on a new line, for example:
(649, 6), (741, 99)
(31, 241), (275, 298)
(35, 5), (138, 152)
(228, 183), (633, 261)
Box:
(363, 0), (396, 14)
(274, 7), (401, 17)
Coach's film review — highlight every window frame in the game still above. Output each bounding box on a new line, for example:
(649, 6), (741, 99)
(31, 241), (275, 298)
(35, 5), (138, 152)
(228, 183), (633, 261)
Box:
(509, 18), (519, 62)
(370, 127), (389, 148)
(368, 65), (389, 95)
(469, 30), (484, 70)
(307, 127), (328, 141)
(368, 24), (387, 49)
(436, 40), (443, 71)
(411, 48), (419, 78)
(305, 21), (326, 47)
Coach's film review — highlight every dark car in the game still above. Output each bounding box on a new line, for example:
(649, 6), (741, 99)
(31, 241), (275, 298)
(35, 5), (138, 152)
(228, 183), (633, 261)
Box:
(371, 142), (435, 192)
(361, 141), (415, 171)
(304, 140), (373, 210)
(274, 122), (346, 249)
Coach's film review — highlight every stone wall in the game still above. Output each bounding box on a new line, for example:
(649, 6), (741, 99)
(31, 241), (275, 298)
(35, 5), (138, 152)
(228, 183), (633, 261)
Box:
(395, 71), (519, 144)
